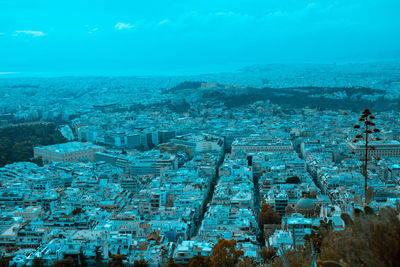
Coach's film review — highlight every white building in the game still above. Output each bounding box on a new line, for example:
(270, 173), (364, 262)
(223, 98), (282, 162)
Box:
(34, 142), (105, 163)
(232, 139), (293, 155)
(347, 140), (400, 159)
(171, 134), (224, 157)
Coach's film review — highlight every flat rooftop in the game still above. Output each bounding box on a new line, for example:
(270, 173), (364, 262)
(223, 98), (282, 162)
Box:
(174, 134), (222, 142)
(232, 139), (292, 146)
(348, 140), (400, 148)
(35, 142), (104, 153)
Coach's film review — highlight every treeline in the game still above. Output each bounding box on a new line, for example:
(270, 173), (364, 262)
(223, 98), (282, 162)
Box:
(129, 100), (191, 114)
(167, 81), (203, 93)
(212, 87), (394, 111)
(0, 123), (67, 167)
(167, 82), (398, 112)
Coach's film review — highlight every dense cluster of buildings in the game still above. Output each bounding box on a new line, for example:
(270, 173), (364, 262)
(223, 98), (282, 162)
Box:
(1, 74), (400, 266)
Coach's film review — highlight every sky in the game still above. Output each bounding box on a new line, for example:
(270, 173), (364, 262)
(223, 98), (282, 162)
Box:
(1, 0), (400, 76)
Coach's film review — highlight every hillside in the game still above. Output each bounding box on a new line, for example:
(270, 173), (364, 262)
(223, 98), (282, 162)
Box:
(164, 82), (397, 112)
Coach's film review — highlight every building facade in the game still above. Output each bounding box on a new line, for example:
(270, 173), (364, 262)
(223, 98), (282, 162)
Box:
(34, 142), (105, 163)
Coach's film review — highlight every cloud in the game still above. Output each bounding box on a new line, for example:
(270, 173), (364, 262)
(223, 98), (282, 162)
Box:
(306, 2), (316, 9)
(114, 22), (134, 30)
(0, 72), (19, 75)
(88, 27), (99, 34)
(213, 11), (235, 16)
(158, 19), (169, 25)
(15, 30), (46, 37)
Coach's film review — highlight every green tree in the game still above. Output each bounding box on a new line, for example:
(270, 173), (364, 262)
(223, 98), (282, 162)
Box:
(304, 218), (333, 254)
(72, 207), (83, 215)
(167, 257), (180, 267)
(51, 257), (75, 267)
(260, 247), (277, 264)
(188, 256), (210, 267)
(271, 206), (400, 267)
(0, 256), (12, 267)
(31, 156), (44, 167)
(133, 259), (148, 267)
(236, 256), (258, 267)
(79, 250), (88, 267)
(108, 254), (126, 267)
(258, 200), (281, 225)
(285, 176), (300, 184)
(210, 239), (244, 267)
(320, 206), (400, 267)
(94, 246), (106, 267)
(0, 123), (67, 167)
(32, 257), (45, 267)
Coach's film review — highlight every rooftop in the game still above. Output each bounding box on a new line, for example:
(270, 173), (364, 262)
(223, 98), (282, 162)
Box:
(348, 140), (400, 148)
(35, 142), (104, 153)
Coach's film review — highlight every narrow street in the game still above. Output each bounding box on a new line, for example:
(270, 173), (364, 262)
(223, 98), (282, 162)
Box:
(190, 153), (224, 238)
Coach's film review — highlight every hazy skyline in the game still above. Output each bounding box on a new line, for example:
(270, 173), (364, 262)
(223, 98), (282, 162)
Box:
(1, 0), (400, 76)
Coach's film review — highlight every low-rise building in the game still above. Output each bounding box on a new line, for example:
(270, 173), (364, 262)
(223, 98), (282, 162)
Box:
(34, 142), (105, 163)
